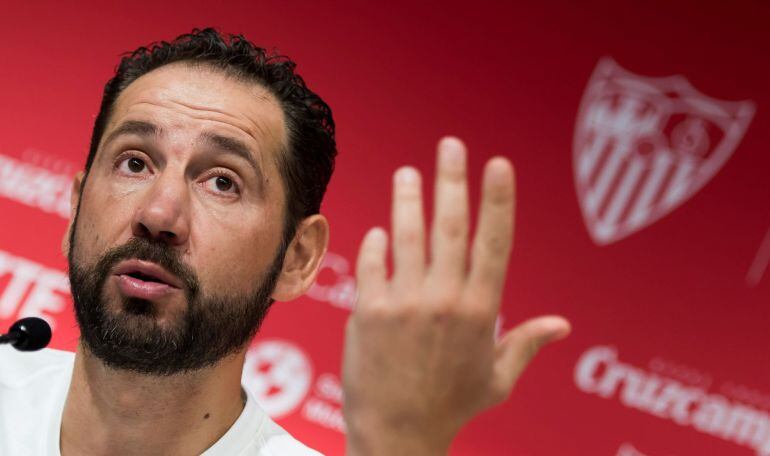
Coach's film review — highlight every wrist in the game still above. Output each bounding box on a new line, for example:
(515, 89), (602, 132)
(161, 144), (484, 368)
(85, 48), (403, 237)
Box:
(344, 413), (453, 456)
(346, 432), (450, 456)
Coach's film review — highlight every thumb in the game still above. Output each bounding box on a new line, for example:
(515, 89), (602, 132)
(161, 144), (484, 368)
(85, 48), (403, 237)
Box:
(489, 315), (571, 404)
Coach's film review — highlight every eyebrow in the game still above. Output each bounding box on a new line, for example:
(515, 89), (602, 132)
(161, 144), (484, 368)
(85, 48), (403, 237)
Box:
(199, 132), (265, 189)
(102, 120), (160, 145)
(103, 120), (266, 189)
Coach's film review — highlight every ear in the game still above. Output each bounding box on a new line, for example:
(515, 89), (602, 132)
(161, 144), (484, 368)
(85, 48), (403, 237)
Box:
(61, 171), (85, 258)
(271, 214), (330, 302)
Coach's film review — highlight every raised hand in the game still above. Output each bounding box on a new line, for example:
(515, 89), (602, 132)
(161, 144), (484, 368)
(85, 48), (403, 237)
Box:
(342, 137), (571, 455)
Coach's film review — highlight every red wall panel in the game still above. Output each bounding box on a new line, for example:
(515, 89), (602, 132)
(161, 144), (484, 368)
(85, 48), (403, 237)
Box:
(0, 1), (768, 454)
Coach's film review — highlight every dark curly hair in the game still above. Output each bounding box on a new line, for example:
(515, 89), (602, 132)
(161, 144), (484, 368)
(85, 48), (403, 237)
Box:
(85, 28), (336, 244)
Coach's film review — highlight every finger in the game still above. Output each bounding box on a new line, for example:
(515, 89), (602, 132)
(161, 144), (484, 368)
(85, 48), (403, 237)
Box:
(391, 167), (426, 287)
(355, 227), (389, 304)
(468, 157), (515, 306)
(429, 137), (470, 282)
(491, 316), (571, 402)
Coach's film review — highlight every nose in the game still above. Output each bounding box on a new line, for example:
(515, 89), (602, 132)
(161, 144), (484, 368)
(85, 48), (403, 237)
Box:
(131, 172), (190, 246)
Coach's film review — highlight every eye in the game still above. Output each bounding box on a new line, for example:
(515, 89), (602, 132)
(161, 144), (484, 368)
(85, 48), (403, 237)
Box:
(205, 175), (239, 195)
(117, 156), (148, 174)
(215, 176), (233, 192)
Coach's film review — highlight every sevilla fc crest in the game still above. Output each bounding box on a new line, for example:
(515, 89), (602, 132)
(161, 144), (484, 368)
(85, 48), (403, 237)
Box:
(573, 58), (754, 245)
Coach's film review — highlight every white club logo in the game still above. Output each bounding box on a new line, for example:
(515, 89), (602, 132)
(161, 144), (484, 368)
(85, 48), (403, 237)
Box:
(242, 339), (313, 418)
(574, 58), (755, 245)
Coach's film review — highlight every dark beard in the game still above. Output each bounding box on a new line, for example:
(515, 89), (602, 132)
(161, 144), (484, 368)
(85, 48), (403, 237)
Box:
(68, 231), (286, 376)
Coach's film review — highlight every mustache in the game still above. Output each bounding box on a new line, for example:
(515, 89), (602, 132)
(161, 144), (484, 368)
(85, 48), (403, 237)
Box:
(94, 237), (200, 298)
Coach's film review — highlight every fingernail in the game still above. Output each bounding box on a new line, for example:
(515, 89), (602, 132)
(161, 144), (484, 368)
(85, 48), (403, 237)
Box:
(487, 158), (512, 184)
(546, 317), (571, 341)
(368, 227), (387, 246)
(440, 140), (465, 167)
(397, 167), (419, 184)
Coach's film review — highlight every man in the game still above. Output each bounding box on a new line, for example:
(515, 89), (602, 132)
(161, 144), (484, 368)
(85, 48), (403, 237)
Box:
(0, 28), (570, 454)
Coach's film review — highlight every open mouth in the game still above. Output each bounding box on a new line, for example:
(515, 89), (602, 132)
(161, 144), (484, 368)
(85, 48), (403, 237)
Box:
(125, 270), (167, 284)
(113, 259), (183, 300)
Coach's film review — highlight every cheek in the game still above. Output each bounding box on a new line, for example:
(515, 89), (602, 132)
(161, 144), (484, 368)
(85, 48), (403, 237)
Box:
(72, 177), (136, 263)
(190, 213), (284, 295)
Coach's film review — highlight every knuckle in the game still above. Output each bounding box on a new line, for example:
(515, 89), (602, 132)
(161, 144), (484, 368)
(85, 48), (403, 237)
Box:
(489, 193), (510, 206)
(427, 301), (468, 324)
(396, 183), (422, 198)
(464, 302), (492, 321)
(394, 228), (422, 246)
(356, 302), (394, 324)
(482, 234), (510, 255)
(359, 260), (383, 277)
(458, 304), (495, 328)
(487, 186), (513, 205)
(400, 289), (424, 308)
(430, 305), (452, 324)
(437, 217), (468, 240)
(428, 286), (461, 310)
(441, 166), (467, 183)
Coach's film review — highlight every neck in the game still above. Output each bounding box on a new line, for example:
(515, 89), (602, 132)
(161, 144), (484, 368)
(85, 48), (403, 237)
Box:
(61, 343), (246, 456)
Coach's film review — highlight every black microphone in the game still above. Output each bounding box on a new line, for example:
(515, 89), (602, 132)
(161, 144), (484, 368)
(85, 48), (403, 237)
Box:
(0, 317), (52, 351)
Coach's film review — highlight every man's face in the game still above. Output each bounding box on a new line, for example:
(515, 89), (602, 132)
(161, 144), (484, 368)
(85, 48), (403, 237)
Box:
(68, 63), (289, 374)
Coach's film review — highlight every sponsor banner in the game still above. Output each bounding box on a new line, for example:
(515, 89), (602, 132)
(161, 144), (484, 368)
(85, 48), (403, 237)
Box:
(242, 339), (345, 434)
(306, 252), (356, 312)
(301, 374), (345, 434)
(242, 339), (315, 418)
(1, 2), (769, 454)
(576, 345), (770, 455)
(573, 59), (754, 245)
(0, 152), (73, 219)
(0, 248), (70, 328)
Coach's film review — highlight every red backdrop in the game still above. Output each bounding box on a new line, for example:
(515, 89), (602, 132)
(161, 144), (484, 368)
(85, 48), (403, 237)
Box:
(1, 1), (768, 454)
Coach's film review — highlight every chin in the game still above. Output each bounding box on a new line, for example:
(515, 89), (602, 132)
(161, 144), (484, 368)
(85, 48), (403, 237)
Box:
(123, 297), (155, 316)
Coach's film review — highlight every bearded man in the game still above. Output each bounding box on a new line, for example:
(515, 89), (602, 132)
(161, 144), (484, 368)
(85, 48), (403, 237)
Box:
(0, 28), (570, 455)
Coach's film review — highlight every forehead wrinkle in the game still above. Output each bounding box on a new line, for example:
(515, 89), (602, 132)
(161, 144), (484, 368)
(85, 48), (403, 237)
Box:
(139, 97), (285, 162)
(104, 65), (290, 214)
(121, 99), (281, 170)
(111, 62), (287, 140)
(140, 98), (280, 143)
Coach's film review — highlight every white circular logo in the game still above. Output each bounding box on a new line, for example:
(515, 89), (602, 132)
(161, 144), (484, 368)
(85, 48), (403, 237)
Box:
(242, 339), (313, 418)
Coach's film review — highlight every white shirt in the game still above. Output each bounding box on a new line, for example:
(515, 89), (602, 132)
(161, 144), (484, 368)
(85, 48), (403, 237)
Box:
(0, 347), (322, 455)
